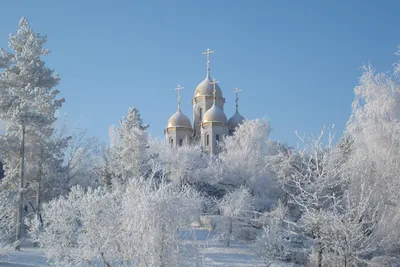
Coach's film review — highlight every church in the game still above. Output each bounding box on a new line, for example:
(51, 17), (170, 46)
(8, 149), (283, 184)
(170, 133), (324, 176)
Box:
(165, 48), (245, 154)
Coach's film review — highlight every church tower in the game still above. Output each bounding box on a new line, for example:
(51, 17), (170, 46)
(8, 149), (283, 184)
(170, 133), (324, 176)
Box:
(192, 48), (225, 137)
(165, 85), (193, 147)
(228, 88), (245, 134)
(200, 79), (229, 154)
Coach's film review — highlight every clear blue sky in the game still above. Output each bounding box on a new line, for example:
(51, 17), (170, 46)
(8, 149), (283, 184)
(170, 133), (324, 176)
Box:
(1, 1), (399, 146)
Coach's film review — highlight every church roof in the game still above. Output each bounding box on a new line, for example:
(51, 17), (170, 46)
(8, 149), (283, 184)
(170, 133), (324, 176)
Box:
(167, 108), (193, 129)
(228, 87), (245, 129)
(228, 111), (245, 129)
(194, 75), (223, 99)
(202, 104), (228, 123)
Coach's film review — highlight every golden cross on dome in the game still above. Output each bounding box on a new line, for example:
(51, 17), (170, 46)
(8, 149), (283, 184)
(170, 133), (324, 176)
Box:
(174, 84), (184, 110)
(202, 48), (214, 77)
(233, 87), (242, 112)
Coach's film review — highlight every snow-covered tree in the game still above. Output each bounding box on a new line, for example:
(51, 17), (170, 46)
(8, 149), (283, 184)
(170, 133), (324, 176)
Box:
(267, 51), (400, 264)
(97, 107), (149, 187)
(255, 201), (291, 266)
(268, 128), (349, 266)
(0, 17), (64, 183)
(62, 124), (101, 189)
(395, 45), (400, 76)
(0, 189), (16, 257)
(0, 17), (65, 249)
(340, 54), (400, 263)
(218, 119), (281, 210)
(321, 182), (396, 266)
(151, 139), (211, 189)
(270, 127), (344, 213)
(345, 64), (400, 202)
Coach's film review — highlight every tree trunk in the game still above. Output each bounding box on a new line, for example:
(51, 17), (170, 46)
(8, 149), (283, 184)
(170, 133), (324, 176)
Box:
(160, 223), (166, 267)
(15, 122), (25, 251)
(227, 219), (233, 247)
(100, 252), (113, 267)
(33, 146), (43, 247)
(318, 246), (323, 267)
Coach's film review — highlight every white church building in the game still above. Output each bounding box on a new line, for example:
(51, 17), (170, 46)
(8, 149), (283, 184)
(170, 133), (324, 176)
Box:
(165, 48), (245, 154)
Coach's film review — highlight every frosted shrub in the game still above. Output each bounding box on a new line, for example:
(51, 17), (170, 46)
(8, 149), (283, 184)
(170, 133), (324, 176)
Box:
(216, 187), (252, 246)
(35, 179), (202, 267)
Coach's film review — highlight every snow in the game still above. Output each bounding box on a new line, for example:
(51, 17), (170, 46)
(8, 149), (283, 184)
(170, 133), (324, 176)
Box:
(180, 228), (266, 266)
(0, 247), (50, 267)
(0, 229), (274, 267)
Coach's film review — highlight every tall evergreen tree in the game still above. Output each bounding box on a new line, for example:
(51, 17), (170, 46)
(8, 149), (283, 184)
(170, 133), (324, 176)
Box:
(98, 107), (149, 187)
(0, 17), (65, 249)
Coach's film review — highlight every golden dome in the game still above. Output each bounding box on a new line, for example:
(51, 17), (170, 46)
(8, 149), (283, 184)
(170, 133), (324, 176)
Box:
(228, 111), (245, 129)
(167, 109), (192, 129)
(194, 76), (223, 98)
(202, 105), (228, 123)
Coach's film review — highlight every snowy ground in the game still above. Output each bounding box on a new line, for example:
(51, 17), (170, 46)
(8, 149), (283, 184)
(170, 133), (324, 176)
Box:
(0, 229), (290, 267)
(0, 246), (50, 267)
(180, 228), (266, 266)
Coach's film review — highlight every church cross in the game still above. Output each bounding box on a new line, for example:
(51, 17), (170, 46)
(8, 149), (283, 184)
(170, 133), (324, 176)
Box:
(209, 78), (219, 105)
(233, 87), (242, 112)
(202, 48), (214, 77)
(174, 84), (184, 109)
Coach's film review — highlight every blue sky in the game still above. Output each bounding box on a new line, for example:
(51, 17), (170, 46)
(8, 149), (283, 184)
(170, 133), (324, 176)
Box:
(0, 1), (399, 146)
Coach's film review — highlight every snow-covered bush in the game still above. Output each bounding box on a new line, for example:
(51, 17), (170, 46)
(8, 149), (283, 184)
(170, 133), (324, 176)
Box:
(215, 187), (253, 246)
(34, 178), (202, 266)
(254, 201), (292, 266)
(256, 223), (289, 267)
(199, 215), (220, 231)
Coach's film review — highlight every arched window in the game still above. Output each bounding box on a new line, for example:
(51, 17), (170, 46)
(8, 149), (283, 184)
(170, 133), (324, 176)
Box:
(179, 139), (183, 146)
(170, 138), (174, 147)
(199, 108), (203, 121)
(216, 134), (220, 142)
(206, 134), (210, 146)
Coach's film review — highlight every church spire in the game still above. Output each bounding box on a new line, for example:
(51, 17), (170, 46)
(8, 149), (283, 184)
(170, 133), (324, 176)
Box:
(233, 87), (242, 113)
(210, 78), (219, 105)
(174, 84), (184, 111)
(202, 48), (214, 78)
